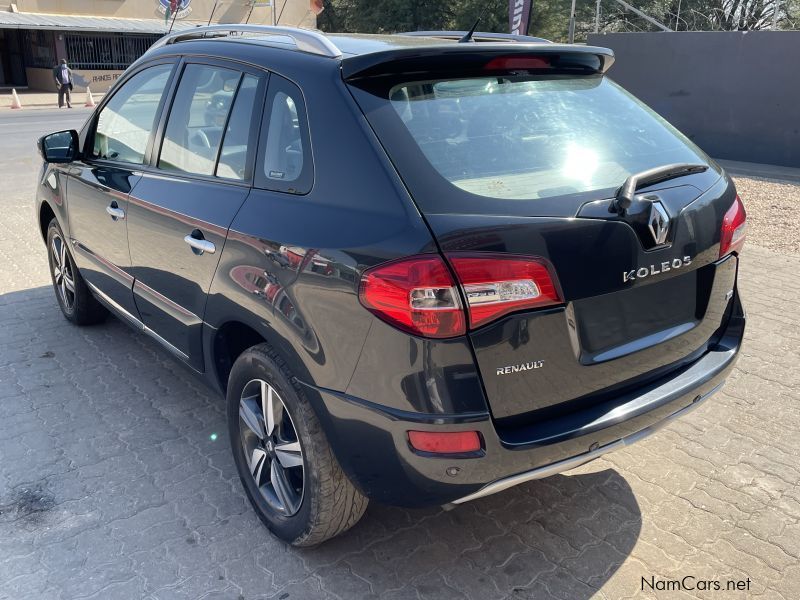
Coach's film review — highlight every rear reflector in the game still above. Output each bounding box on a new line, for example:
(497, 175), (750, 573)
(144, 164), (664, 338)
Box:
(719, 194), (747, 258)
(408, 430), (481, 454)
(448, 254), (562, 329)
(358, 255), (466, 338)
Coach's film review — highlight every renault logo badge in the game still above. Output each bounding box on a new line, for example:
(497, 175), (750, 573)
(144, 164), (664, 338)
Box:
(648, 202), (671, 245)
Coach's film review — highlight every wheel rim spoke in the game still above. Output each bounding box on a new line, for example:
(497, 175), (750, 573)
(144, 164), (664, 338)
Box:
(275, 441), (303, 469)
(59, 240), (67, 273)
(51, 238), (61, 269)
(250, 448), (268, 485)
(63, 272), (75, 294)
(239, 397), (266, 440)
(270, 460), (297, 514)
(262, 380), (277, 436)
(240, 378), (304, 517)
(50, 235), (74, 308)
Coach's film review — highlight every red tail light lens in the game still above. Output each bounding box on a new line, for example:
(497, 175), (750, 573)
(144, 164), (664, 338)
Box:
(448, 254), (562, 329)
(484, 56), (552, 71)
(359, 254), (562, 337)
(358, 255), (466, 338)
(408, 430), (482, 454)
(719, 195), (747, 258)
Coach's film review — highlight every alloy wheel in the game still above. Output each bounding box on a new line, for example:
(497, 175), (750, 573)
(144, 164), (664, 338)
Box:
(239, 379), (304, 516)
(50, 233), (75, 311)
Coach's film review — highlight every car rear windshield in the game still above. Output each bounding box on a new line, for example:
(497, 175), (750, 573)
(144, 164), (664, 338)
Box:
(353, 74), (712, 215)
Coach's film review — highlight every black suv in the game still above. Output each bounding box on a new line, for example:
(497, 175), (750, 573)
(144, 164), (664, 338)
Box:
(36, 26), (746, 546)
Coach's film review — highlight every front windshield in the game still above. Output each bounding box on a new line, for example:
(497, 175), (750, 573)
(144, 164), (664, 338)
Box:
(388, 75), (708, 202)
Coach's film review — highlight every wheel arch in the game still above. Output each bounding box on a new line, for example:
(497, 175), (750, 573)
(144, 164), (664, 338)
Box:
(208, 318), (316, 398)
(38, 200), (57, 242)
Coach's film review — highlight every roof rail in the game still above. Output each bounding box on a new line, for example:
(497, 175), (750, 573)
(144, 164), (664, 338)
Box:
(148, 24), (342, 58)
(398, 31), (552, 44)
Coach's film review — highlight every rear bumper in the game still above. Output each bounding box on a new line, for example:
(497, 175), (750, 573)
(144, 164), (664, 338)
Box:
(450, 380), (723, 506)
(304, 293), (745, 507)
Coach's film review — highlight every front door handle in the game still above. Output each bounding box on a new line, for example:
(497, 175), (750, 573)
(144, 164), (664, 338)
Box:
(106, 202), (125, 221)
(184, 231), (216, 255)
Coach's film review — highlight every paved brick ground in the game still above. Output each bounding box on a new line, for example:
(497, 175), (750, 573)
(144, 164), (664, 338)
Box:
(1, 112), (799, 599)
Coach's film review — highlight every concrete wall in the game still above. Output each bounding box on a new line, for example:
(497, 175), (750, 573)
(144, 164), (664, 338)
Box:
(27, 66), (123, 92)
(587, 31), (799, 168)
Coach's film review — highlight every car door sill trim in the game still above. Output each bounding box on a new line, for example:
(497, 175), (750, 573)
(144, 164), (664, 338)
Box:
(85, 280), (143, 330)
(86, 281), (190, 362)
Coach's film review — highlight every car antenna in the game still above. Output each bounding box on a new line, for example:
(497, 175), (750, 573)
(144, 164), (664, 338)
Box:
(458, 0), (501, 43)
(458, 18), (482, 43)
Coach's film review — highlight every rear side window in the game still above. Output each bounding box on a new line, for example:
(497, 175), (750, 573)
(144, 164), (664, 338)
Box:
(359, 75), (710, 214)
(216, 74), (260, 180)
(92, 64), (172, 164)
(159, 64), (241, 177)
(256, 75), (313, 194)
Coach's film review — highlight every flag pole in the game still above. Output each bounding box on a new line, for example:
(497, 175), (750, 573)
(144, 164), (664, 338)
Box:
(595, 0), (601, 33)
(168, 2), (180, 34)
(568, 0), (577, 42)
(207, 0), (219, 26)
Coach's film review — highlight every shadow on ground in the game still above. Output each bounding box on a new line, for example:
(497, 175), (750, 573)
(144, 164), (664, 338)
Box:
(0, 286), (642, 599)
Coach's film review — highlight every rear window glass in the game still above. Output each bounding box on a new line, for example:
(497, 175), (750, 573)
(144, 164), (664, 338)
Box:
(387, 76), (708, 203)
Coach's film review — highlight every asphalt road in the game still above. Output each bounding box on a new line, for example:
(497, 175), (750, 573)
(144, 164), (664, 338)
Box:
(0, 108), (92, 157)
(1, 109), (799, 600)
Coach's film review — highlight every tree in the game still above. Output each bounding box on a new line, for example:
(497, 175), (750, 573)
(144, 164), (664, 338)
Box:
(316, 0), (800, 40)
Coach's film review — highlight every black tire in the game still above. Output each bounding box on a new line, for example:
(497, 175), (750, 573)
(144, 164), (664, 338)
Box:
(227, 343), (368, 546)
(46, 218), (107, 325)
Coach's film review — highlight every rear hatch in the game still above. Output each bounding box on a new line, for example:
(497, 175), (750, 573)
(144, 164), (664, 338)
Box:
(345, 42), (743, 428)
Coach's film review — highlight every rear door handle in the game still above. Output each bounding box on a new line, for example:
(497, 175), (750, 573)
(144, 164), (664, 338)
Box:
(184, 232), (216, 255)
(106, 202), (125, 221)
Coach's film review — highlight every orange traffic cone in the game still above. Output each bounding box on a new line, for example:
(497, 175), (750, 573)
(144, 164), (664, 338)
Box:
(10, 88), (22, 109)
(84, 87), (96, 108)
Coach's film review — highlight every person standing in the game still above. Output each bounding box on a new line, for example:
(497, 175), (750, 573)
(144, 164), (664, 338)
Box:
(53, 59), (73, 109)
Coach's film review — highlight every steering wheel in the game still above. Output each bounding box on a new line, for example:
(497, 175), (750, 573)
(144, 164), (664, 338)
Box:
(195, 130), (212, 149)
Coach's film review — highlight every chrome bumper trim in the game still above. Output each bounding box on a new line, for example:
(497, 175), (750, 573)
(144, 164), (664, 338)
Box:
(449, 382), (724, 506)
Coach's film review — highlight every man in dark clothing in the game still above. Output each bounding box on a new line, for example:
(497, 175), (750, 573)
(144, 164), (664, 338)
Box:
(53, 59), (73, 108)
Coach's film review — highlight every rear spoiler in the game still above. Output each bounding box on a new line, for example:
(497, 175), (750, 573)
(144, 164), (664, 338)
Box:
(397, 31), (553, 44)
(342, 44), (615, 81)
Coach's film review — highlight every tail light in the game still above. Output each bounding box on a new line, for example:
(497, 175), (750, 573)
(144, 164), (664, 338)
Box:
(358, 253), (562, 338)
(484, 56), (551, 71)
(408, 430), (482, 454)
(358, 255), (466, 338)
(719, 195), (747, 258)
(448, 254), (562, 329)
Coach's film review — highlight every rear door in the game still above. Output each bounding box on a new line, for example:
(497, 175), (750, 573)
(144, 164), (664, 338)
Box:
(347, 49), (742, 426)
(126, 58), (267, 369)
(68, 61), (175, 321)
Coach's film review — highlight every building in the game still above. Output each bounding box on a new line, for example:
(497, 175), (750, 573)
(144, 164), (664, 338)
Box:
(0, 0), (315, 91)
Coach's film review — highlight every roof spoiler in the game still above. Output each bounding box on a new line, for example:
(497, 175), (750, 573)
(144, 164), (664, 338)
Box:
(342, 44), (615, 81)
(397, 31), (552, 44)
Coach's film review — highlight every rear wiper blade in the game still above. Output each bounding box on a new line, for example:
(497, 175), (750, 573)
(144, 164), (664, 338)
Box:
(612, 163), (708, 215)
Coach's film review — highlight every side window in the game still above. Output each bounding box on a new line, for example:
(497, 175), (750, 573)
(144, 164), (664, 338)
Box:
(92, 64), (172, 164)
(158, 64), (241, 177)
(258, 75), (313, 194)
(216, 74), (260, 180)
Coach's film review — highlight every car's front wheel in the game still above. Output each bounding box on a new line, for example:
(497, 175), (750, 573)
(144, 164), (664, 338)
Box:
(227, 344), (368, 546)
(46, 218), (107, 325)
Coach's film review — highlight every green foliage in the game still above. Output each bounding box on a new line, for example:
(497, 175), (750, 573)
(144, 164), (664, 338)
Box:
(316, 0), (799, 41)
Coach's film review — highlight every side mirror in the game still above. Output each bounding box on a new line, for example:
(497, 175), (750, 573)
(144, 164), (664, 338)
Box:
(37, 130), (80, 163)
